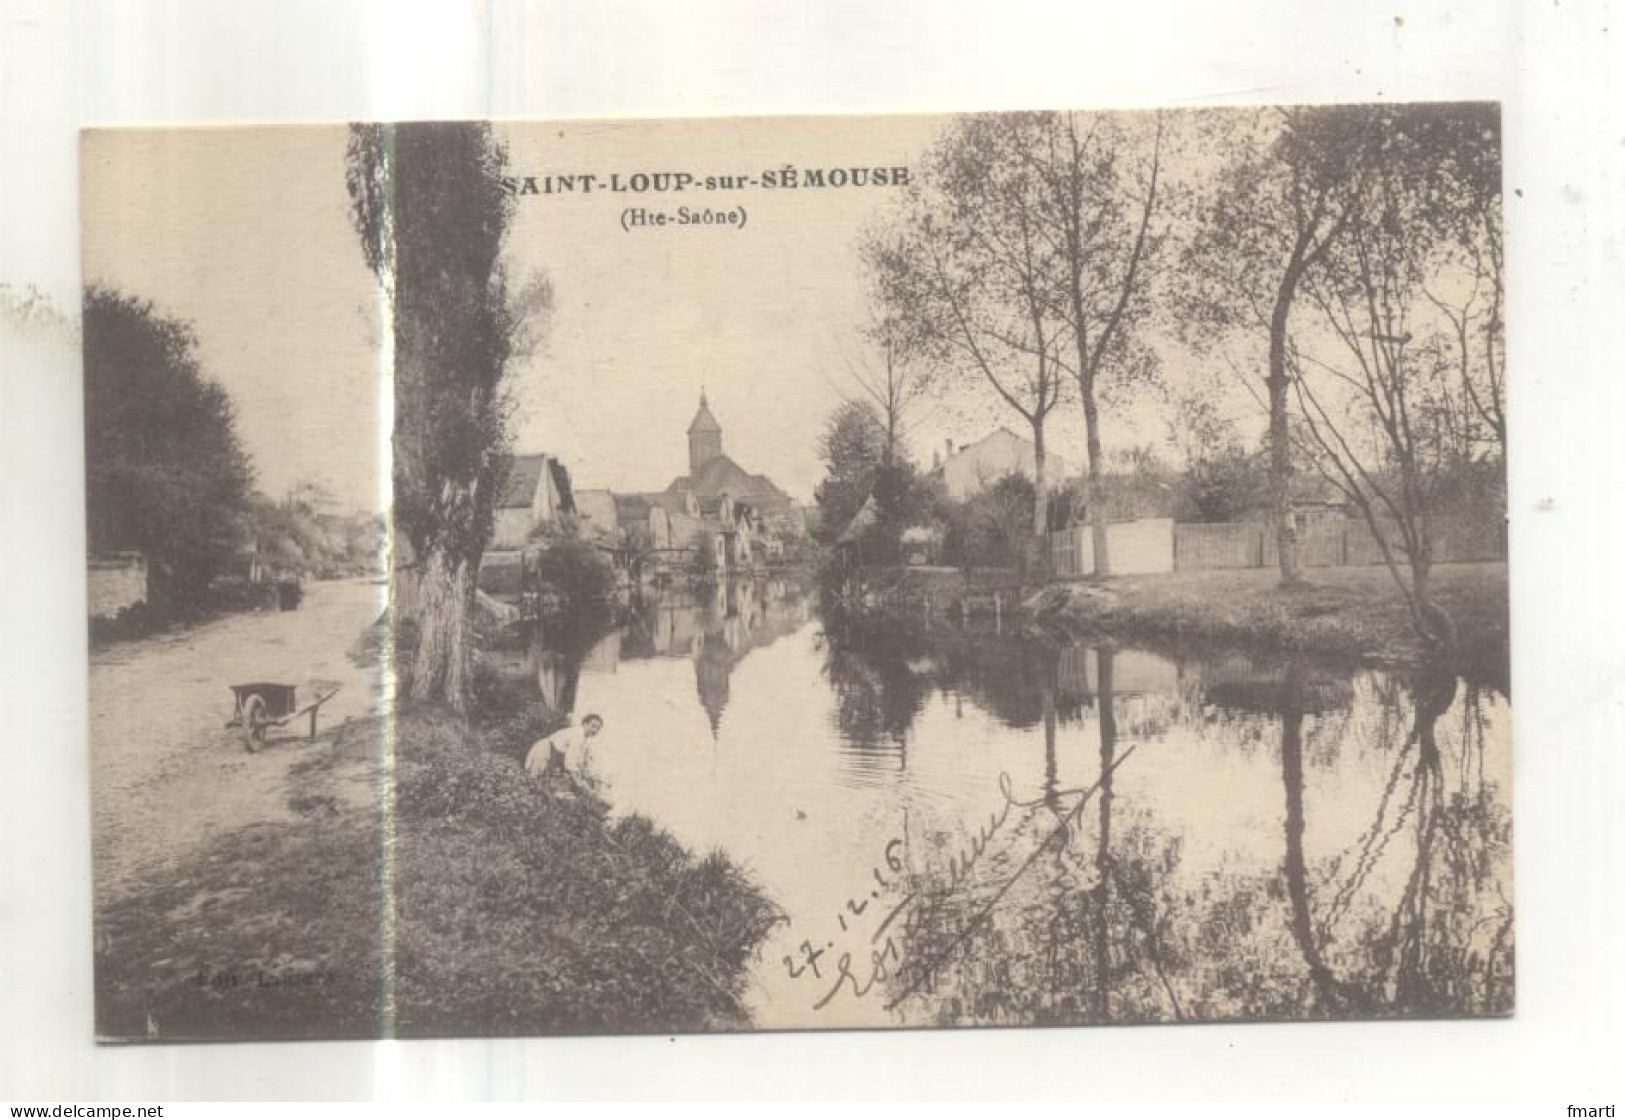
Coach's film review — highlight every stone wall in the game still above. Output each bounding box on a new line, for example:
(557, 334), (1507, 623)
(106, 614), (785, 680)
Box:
(87, 552), (148, 618)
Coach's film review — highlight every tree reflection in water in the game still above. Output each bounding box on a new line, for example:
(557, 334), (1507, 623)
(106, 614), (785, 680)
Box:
(818, 611), (933, 765)
(530, 584), (1512, 1025)
(880, 636), (1512, 1026)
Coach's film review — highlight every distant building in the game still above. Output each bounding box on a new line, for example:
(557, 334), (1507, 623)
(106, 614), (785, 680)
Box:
(938, 428), (1077, 500)
(662, 391), (801, 537)
(492, 453), (575, 549)
(611, 493), (675, 551)
(573, 488), (619, 538)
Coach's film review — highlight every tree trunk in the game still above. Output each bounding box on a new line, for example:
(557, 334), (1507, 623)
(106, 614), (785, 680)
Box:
(1410, 549), (1458, 656)
(399, 545), (476, 713)
(1279, 664), (1353, 1012)
(1029, 419), (1050, 579)
(1268, 271), (1305, 587)
(1081, 385), (1111, 578)
(1092, 648), (1117, 1017)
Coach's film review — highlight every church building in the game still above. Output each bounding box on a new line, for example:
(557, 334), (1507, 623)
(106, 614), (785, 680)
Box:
(660, 391), (801, 537)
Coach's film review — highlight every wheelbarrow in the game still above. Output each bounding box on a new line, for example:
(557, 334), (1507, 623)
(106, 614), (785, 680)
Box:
(226, 681), (342, 752)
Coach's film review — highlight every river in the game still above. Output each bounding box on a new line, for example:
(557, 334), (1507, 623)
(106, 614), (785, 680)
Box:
(526, 576), (1513, 1030)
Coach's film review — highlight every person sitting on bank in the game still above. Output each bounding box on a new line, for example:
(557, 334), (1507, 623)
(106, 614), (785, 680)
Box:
(525, 714), (605, 787)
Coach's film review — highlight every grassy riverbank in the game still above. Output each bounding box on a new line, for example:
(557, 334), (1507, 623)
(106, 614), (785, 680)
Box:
(95, 691), (781, 1041)
(1025, 562), (1509, 686)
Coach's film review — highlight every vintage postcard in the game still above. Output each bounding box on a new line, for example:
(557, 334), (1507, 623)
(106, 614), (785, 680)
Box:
(80, 106), (1510, 1041)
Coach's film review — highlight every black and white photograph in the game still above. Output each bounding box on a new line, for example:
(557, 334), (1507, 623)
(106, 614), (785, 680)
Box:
(75, 105), (1511, 1041)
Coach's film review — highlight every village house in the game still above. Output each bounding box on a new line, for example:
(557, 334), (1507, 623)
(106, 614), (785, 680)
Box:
(935, 428), (1078, 500)
(491, 453), (576, 549)
(611, 493), (675, 552)
(544, 393), (803, 582)
(572, 488), (619, 538)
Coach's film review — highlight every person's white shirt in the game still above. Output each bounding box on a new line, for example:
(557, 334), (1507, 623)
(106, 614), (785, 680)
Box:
(525, 721), (600, 780)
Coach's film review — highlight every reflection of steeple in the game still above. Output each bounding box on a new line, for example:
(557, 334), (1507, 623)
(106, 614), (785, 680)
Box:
(687, 581), (809, 738)
(694, 632), (733, 738)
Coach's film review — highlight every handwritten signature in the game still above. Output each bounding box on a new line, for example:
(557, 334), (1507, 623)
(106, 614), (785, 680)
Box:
(780, 749), (1137, 1014)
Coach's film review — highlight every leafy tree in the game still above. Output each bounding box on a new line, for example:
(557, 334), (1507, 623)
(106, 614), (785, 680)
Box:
(1168, 392), (1266, 523)
(1182, 107), (1376, 585)
(869, 112), (1170, 577)
(813, 398), (937, 566)
(1035, 111), (1168, 577)
(1418, 106), (1505, 465)
(346, 121), (551, 712)
(82, 287), (254, 609)
(237, 485), (383, 580)
(533, 538), (615, 610)
(939, 472), (1037, 570)
(813, 400), (887, 542)
(843, 272), (938, 470)
(866, 114), (1068, 567)
(1290, 106), (1502, 652)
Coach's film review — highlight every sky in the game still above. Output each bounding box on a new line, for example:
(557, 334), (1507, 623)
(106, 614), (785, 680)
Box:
(497, 114), (945, 502)
(81, 126), (385, 513)
(79, 113), (1283, 514)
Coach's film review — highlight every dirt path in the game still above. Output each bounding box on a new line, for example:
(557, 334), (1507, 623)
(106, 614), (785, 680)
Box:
(89, 578), (387, 907)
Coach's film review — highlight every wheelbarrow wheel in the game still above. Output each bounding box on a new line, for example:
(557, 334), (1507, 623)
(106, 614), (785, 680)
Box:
(241, 693), (270, 752)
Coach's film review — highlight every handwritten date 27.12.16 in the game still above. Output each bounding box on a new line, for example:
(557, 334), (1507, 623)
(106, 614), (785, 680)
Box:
(782, 836), (915, 1011)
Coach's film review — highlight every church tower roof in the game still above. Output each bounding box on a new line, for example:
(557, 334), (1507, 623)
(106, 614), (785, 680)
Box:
(687, 389), (722, 435)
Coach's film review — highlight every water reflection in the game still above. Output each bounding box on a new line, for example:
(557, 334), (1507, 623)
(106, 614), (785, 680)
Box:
(520, 579), (1513, 1028)
(895, 650), (1513, 1026)
(531, 578), (810, 738)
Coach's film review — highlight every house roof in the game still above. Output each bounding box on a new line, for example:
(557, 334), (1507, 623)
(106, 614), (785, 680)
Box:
(688, 391), (722, 435)
(837, 495), (879, 545)
(549, 460), (575, 513)
(498, 453), (575, 512)
(640, 487), (684, 511)
(498, 455), (547, 508)
(671, 453), (794, 507)
(574, 488), (618, 528)
(613, 493), (654, 527)
(942, 427), (1078, 485)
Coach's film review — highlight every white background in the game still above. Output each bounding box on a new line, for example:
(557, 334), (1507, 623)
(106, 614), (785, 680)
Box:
(2, 0), (1622, 1103)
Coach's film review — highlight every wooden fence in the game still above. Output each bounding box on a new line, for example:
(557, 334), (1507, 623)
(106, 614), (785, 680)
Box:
(1050, 519), (1176, 578)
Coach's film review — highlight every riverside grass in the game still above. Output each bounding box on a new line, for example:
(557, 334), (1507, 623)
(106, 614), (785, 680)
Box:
(95, 692), (781, 1041)
(1026, 562), (1509, 688)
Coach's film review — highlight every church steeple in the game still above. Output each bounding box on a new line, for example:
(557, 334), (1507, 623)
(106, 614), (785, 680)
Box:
(687, 388), (723, 475)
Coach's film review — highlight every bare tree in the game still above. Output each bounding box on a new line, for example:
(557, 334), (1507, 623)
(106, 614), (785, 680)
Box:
(1034, 111), (1167, 577)
(1420, 107), (1505, 464)
(1424, 224), (1505, 464)
(1289, 107), (1499, 651)
(866, 114), (1068, 571)
(837, 302), (935, 472)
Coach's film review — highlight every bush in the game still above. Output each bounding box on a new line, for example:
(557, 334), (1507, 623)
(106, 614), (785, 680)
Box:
(88, 600), (168, 645)
(938, 473), (1036, 570)
(533, 538), (615, 608)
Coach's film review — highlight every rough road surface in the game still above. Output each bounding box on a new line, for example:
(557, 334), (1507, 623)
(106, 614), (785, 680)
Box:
(89, 578), (386, 907)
